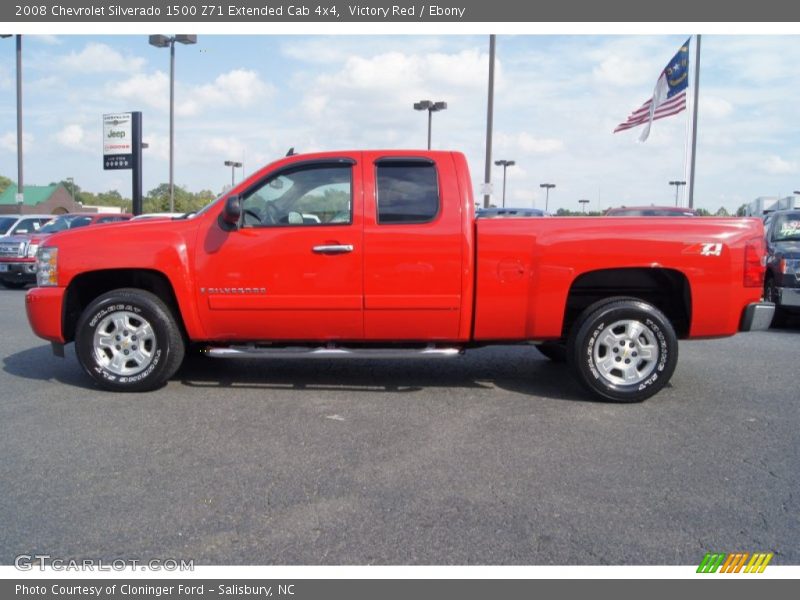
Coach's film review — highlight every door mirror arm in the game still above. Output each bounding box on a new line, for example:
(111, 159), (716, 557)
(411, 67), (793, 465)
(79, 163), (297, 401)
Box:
(220, 195), (242, 231)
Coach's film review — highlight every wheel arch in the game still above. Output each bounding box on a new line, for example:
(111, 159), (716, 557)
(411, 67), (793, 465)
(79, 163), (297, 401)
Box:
(562, 267), (692, 339)
(63, 269), (188, 344)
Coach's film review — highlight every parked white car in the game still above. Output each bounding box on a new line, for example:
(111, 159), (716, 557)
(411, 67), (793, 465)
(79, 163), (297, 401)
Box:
(0, 214), (52, 238)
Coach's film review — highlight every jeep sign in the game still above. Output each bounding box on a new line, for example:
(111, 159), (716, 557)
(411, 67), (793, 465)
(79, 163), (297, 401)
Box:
(103, 112), (133, 170)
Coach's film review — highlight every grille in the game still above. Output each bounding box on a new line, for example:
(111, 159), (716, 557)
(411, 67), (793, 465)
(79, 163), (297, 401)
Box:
(0, 242), (24, 257)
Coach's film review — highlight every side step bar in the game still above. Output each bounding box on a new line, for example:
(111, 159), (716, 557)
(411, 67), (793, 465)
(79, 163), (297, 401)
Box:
(203, 344), (463, 360)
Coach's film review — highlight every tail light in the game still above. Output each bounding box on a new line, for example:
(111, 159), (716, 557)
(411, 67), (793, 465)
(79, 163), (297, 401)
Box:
(743, 237), (765, 288)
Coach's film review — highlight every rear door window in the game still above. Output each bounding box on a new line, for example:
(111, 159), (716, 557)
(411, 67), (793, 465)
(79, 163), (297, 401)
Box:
(375, 160), (439, 224)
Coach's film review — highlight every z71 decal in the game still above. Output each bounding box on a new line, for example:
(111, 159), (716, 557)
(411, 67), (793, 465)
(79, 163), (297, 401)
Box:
(683, 242), (724, 257)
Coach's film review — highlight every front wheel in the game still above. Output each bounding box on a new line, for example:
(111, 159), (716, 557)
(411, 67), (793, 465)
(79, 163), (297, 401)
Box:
(75, 288), (185, 392)
(567, 298), (678, 402)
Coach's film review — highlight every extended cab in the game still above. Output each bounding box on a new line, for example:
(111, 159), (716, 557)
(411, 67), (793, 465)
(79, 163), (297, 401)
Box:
(25, 151), (773, 401)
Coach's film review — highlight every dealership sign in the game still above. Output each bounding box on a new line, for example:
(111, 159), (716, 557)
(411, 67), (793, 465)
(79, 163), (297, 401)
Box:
(103, 113), (133, 169)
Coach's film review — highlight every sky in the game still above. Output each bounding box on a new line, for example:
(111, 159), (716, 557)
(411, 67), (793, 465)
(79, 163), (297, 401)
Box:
(0, 34), (799, 213)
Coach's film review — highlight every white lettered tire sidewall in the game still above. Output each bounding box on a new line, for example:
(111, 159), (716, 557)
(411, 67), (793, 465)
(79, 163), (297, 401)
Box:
(568, 299), (678, 403)
(75, 289), (185, 392)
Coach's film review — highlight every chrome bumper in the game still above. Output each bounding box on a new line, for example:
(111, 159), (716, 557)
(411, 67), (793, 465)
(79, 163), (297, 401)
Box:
(777, 286), (800, 308)
(740, 302), (775, 331)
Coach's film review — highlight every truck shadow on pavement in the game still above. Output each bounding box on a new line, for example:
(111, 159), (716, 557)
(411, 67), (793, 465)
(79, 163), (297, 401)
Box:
(3, 344), (598, 402)
(176, 347), (599, 403)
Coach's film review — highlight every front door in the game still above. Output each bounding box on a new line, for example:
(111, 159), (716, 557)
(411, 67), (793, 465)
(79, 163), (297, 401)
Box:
(195, 157), (363, 341)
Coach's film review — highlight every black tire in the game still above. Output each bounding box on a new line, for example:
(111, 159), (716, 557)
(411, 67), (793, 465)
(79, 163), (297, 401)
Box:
(566, 298), (678, 403)
(535, 341), (567, 363)
(764, 276), (787, 328)
(75, 288), (185, 392)
(1, 279), (27, 290)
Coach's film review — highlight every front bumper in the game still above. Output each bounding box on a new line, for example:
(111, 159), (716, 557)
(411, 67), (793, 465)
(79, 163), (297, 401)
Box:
(0, 260), (37, 282)
(25, 286), (66, 343)
(776, 286), (800, 308)
(740, 302), (775, 331)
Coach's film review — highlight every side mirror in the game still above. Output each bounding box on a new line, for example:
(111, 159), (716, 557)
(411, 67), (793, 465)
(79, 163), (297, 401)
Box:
(221, 195), (242, 229)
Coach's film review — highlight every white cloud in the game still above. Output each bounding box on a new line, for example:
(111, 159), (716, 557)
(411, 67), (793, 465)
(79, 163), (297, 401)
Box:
(111, 69), (273, 117)
(497, 132), (565, 155)
(192, 69), (275, 111)
(33, 35), (62, 46)
(0, 131), (33, 153)
(56, 124), (85, 148)
(760, 155), (797, 175)
(701, 96), (734, 119)
(592, 55), (654, 87)
(58, 43), (145, 73)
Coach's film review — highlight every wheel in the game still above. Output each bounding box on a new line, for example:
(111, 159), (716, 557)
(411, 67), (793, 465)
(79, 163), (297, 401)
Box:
(535, 341), (567, 362)
(75, 288), (185, 392)
(566, 298), (678, 402)
(764, 276), (787, 327)
(0, 279), (28, 290)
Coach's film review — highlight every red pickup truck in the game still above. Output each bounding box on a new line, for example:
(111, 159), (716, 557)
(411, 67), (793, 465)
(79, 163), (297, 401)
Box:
(25, 151), (773, 401)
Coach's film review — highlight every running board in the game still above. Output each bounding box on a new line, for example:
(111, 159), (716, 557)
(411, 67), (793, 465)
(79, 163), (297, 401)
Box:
(203, 344), (463, 360)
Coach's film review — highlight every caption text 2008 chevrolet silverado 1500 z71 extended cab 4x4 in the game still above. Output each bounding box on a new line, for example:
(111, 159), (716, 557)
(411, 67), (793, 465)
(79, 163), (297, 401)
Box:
(25, 150), (773, 402)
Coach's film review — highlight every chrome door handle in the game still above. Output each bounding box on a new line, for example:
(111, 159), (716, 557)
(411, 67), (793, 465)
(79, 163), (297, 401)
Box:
(312, 244), (354, 254)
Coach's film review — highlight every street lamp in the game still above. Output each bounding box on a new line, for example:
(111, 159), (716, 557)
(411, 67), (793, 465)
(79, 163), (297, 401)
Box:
(224, 160), (243, 188)
(540, 183), (555, 213)
(149, 34), (197, 212)
(66, 177), (75, 203)
(579, 199), (590, 213)
(669, 180), (686, 206)
(2, 35), (23, 214)
(494, 159), (515, 207)
(413, 100), (447, 150)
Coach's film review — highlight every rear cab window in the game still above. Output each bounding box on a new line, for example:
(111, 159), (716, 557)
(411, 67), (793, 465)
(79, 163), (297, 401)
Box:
(375, 159), (440, 224)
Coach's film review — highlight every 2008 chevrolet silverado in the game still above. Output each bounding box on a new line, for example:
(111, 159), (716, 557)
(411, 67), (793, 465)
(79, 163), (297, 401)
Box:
(25, 150), (774, 401)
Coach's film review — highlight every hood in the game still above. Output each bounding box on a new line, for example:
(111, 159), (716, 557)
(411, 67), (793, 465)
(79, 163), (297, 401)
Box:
(773, 241), (800, 258)
(0, 231), (51, 246)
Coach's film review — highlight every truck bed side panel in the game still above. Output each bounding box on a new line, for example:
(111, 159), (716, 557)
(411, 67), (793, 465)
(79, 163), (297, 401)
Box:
(473, 217), (764, 341)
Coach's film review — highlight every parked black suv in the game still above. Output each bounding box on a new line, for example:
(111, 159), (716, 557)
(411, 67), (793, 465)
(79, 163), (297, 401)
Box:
(763, 210), (800, 324)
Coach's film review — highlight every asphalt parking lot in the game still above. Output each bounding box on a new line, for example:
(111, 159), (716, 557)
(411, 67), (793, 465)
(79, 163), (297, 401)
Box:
(0, 287), (798, 565)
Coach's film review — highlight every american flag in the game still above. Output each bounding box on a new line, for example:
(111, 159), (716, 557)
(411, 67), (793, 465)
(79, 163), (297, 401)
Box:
(614, 39), (691, 141)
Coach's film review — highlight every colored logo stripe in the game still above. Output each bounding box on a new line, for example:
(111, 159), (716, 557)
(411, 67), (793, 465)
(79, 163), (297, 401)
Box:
(697, 552), (773, 573)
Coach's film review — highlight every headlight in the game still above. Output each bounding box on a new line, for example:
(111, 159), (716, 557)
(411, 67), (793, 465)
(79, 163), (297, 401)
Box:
(26, 243), (39, 258)
(36, 247), (58, 287)
(780, 258), (800, 275)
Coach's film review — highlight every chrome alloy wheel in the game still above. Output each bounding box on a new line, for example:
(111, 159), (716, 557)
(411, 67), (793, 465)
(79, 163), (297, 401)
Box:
(592, 319), (659, 386)
(92, 310), (157, 376)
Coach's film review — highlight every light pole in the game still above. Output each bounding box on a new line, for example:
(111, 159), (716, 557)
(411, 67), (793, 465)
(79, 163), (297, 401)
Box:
(413, 100), (447, 150)
(579, 199), (590, 213)
(540, 183), (555, 213)
(494, 160), (515, 207)
(66, 177), (75, 203)
(669, 180), (686, 206)
(224, 160), (243, 188)
(1, 35), (23, 214)
(149, 34), (197, 212)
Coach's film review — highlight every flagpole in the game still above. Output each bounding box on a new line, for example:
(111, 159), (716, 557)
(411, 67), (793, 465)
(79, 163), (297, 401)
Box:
(688, 34), (701, 209)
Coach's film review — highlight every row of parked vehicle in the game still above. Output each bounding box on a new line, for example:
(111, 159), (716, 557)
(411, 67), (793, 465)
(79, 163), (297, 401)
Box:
(0, 213), (133, 289)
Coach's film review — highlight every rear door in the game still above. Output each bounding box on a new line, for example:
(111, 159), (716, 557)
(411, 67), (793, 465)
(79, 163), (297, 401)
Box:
(361, 152), (464, 340)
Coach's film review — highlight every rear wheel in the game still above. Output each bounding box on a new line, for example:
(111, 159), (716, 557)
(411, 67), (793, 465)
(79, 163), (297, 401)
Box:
(567, 298), (678, 402)
(75, 288), (185, 392)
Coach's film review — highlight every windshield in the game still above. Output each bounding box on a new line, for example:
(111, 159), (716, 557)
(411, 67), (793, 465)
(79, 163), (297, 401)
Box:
(0, 217), (15, 235)
(773, 214), (800, 242)
(39, 215), (92, 233)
